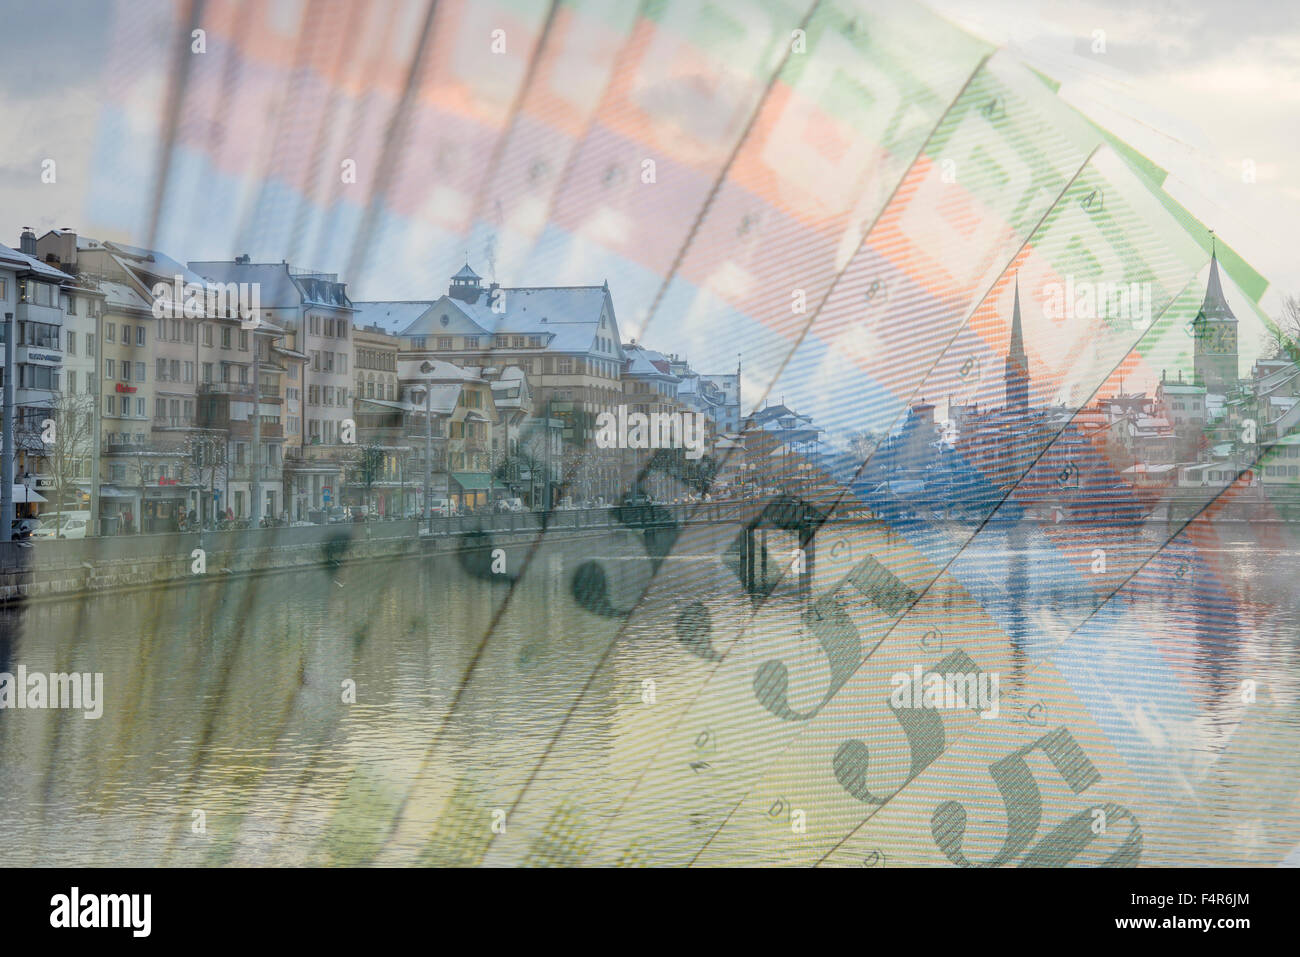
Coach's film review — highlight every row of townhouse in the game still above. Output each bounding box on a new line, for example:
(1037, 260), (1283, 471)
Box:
(4, 238), (746, 534)
(2, 228), (362, 531)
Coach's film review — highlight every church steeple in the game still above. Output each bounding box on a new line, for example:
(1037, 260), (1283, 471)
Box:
(1197, 240), (1236, 322)
(1005, 275), (1029, 412)
(1192, 233), (1239, 393)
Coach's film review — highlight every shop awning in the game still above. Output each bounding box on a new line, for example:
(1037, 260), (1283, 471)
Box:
(11, 484), (47, 503)
(450, 472), (492, 491)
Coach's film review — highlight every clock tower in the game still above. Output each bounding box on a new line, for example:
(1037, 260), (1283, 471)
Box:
(1192, 244), (1238, 393)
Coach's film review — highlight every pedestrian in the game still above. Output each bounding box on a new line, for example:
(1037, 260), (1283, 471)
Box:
(124, 508), (133, 534)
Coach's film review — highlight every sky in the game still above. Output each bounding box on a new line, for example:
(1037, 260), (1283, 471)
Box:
(1, 0), (1297, 437)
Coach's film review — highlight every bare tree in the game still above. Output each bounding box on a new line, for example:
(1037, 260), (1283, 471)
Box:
(351, 442), (386, 515)
(43, 393), (96, 531)
(847, 429), (884, 464)
(184, 429), (227, 526)
(1265, 295), (1300, 361)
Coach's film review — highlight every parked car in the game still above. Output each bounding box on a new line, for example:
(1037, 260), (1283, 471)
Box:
(622, 492), (653, 507)
(428, 498), (457, 517)
(10, 518), (42, 540)
(495, 497), (524, 513)
(37, 511), (91, 540)
(348, 505), (370, 522)
(325, 506), (348, 524)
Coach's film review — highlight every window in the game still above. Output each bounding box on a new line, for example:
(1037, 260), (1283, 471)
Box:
(222, 327), (231, 349)
(239, 330), (249, 351)
(135, 362), (145, 381)
(136, 397), (145, 417)
(66, 295), (77, 315)
(493, 335), (508, 348)
(184, 361), (194, 382)
(558, 358), (573, 374)
(529, 336), (542, 348)
(106, 322), (115, 343)
(157, 358), (167, 380)
(106, 358), (115, 379)
(438, 336), (454, 350)
(156, 398), (166, 418)
(465, 336), (479, 350)
(184, 321), (194, 343)
(311, 351), (320, 371)
(202, 362), (212, 383)
(411, 337), (426, 349)
(87, 334), (95, 357)
(339, 355), (347, 374)
(66, 331), (76, 354)
(169, 359), (179, 381)
(121, 362), (130, 382)
(203, 325), (213, 347)
(68, 370), (76, 393)
(105, 395), (115, 416)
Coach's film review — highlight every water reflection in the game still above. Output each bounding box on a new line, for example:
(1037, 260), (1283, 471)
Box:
(0, 522), (1297, 866)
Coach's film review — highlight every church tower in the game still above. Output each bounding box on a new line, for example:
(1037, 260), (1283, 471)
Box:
(1192, 240), (1239, 393)
(1004, 277), (1029, 412)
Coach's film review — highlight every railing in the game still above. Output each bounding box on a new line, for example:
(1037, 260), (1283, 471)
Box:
(228, 463), (282, 481)
(199, 382), (255, 395)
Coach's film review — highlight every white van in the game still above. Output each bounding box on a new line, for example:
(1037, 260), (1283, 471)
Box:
(41, 511), (91, 539)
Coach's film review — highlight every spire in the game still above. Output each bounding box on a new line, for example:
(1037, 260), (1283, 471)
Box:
(1009, 274), (1026, 360)
(1004, 274), (1029, 413)
(1197, 235), (1235, 322)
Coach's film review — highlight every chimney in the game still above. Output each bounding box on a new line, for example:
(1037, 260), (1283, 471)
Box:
(19, 227), (36, 256)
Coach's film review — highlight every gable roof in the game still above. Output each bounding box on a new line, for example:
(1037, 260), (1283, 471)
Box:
(392, 285), (618, 355)
(352, 301), (440, 336)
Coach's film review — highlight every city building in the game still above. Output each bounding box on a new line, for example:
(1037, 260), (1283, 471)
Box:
(354, 264), (627, 503)
(190, 258), (351, 520)
(1, 235), (73, 514)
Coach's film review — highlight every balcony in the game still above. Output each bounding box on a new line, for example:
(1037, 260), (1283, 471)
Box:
(199, 381), (256, 396)
(228, 463), (282, 482)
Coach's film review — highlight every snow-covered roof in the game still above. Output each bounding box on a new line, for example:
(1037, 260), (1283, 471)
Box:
(0, 242), (69, 281)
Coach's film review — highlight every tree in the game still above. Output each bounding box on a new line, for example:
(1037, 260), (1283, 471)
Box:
(184, 429), (227, 525)
(352, 443), (386, 514)
(495, 443), (544, 505)
(1265, 295), (1300, 362)
(846, 429), (883, 464)
(43, 393), (95, 532)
